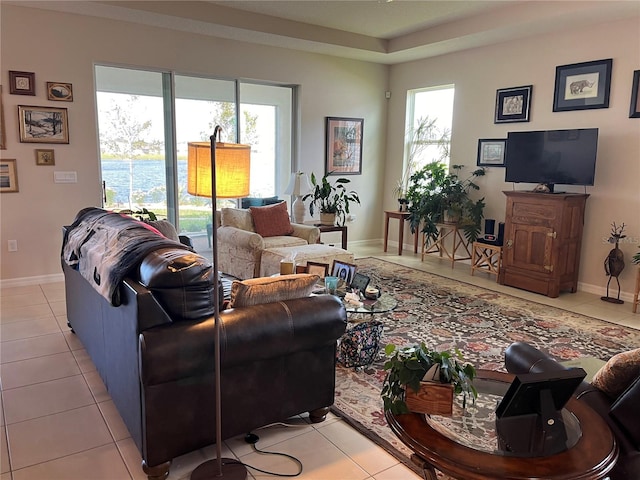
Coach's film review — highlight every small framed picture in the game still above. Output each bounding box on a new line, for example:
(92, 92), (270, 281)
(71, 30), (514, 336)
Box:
(47, 82), (73, 102)
(494, 85), (532, 123)
(18, 105), (69, 144)
(306, 261), (330, 278)
(331, 260), (357, 284)
(350, 272), (370, 292)
(326, 117), (363, 175)
(477, 139), (506, 167)
(0, 159), (19, 193)
(35, 149), (55, 165)
(553, 58), (612, 112)
(630, 70), (640, 118)
(9, 71), (36, 96)
(0, 86), (6, 149)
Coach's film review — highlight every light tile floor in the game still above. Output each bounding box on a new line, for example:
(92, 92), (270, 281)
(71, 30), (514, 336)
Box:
(0, 244), (637, 480)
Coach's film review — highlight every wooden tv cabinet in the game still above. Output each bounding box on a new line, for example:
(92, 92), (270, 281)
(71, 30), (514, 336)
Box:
(498, 191), (589, 298)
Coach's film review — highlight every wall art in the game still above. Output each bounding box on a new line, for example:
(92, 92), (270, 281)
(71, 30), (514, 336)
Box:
(630, 70), (640, 118)
(326, 117), (363, 175)
(553, 59), (612, 112)
(0, 159), (19, 192)
(18, 105), (69, 144)
(47, 82), (73, 102)
(495, 85), (532, 123)
(477, 138), (506, 167)
(35, 148), (55, 165)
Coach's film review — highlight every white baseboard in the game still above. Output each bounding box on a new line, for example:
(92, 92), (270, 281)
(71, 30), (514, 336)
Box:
(577, 281), (634, 303)
(0, 273), (65, 289)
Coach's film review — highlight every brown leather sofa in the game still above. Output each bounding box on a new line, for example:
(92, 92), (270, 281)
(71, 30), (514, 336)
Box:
(62, 219), (347, 479)
(505, 342), (640, 479)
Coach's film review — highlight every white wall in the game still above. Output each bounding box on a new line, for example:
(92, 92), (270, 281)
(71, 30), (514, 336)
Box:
(385, 16), (640, 299)
(0, 4), (388, 282)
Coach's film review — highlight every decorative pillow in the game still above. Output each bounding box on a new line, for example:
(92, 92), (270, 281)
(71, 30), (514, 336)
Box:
(229, 273), (319, 308)
(146, 219), (180, 242)
(591, 348), (640, 398)
(250, 201), (294, 237)
(221, 208), (255, 232)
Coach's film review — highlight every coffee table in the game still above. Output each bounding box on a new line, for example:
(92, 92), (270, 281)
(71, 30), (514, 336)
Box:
(343, 292), (397, 318)
(385, 369), (618, 480)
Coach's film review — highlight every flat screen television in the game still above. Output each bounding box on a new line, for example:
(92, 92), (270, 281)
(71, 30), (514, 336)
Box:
(505, 128), (598, 192)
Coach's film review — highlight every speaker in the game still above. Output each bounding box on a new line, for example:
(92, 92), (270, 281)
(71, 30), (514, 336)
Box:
(497, 222), (505, 246)
(484, 219), (496, 235)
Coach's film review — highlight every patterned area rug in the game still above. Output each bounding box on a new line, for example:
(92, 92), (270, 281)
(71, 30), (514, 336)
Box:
(332, 257), (640, 478)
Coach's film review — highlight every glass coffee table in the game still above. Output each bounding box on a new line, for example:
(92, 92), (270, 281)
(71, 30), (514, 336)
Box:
(343, 292), (397, 319)
(385, 369), (618, 480)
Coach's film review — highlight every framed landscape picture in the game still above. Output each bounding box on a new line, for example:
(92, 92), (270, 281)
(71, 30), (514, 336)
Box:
(326, 117), (363, 175)
(553, 58), (612, 112)
(0, 159), (19, 193)
(477, 139), (506, 167)
(630, 70), (640, 118)
(47, 82), (73, 102)
(494, 85), (532, 123)
(0, 86), (6, 149)
(18, 105), (69, 144)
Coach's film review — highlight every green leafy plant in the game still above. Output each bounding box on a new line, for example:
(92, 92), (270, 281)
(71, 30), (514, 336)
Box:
(118, 207), (157, 221)
(633, 247), (640, 265)
(406, 162), (485, 243)
(381, 342), (477, 415)
(302, 172), (360, 226)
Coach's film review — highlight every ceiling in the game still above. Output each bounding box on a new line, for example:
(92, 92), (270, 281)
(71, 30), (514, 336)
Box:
(13, 1), (640, 64)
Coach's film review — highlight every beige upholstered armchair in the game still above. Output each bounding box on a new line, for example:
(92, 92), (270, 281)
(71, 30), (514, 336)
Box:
(217, 206), (320, 279)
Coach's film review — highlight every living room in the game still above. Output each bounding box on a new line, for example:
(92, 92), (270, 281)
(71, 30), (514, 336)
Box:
(1, 2), (639, 479)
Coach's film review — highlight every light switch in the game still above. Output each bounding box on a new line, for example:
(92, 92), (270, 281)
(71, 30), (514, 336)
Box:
(54, 171), (78, 183)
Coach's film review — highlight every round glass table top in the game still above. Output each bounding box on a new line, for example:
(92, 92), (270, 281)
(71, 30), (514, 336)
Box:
(343, 292), (397, 315)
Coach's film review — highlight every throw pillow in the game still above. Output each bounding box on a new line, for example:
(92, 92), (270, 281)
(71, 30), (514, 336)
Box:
(229, 273), (319, 308)
(146, 219), (180, 242)
(250, 201), (294, 237)
(591, 348), (640, 398)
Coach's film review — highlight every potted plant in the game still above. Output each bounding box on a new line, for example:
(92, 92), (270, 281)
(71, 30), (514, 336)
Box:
(303, 172), (361, 226)
(381, 342), (477, 416)
(406, 162), (485, 244)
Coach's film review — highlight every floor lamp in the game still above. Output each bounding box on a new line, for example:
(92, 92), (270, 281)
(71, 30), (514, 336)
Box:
(187, 126), (250, 480)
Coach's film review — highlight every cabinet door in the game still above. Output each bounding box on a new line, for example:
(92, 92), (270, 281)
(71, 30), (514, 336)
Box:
(504, 223), (553, 274)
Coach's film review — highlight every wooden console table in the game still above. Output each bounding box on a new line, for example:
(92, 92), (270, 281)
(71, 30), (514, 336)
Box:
(422, 222), (471, 267)
(384, 210), (419, 256)
(307, 223), (348, 250)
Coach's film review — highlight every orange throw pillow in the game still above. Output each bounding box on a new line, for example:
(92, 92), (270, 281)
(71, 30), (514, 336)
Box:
(250, 201), (294, 237)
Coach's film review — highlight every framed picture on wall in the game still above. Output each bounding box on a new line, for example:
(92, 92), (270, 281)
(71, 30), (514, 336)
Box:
(0, 86), (6, 150)
(494, 85), (532, 123)
(35, 149), (55, 165)
(47, 82), (74, 102)
(0, 159), (19, 193)
(9, 71), (35, 96)
(477, 139), (506, 167)
(325, 117), (363, 175)
(18, 105), (69, 144)
(630, 70), (640, 118)
(553, 58), (612, 112)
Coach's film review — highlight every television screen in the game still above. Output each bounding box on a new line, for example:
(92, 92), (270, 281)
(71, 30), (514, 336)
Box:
(505, 128), (598, 189)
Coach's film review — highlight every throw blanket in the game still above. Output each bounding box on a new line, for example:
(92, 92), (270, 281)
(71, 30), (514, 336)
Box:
(62, 207), (191, 306)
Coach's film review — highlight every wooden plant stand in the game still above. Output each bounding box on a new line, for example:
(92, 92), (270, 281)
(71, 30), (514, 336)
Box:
(471, 242), (502, 282)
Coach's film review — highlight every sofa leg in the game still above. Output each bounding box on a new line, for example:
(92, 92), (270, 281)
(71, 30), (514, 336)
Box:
(309, 406), (330, 423)
(142, 460), (171, 480)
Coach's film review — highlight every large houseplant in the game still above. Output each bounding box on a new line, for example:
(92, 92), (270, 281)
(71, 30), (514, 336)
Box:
(381, 343), (477, 416)
(406, 162), (485, 244)
(303, 172), (361, 226)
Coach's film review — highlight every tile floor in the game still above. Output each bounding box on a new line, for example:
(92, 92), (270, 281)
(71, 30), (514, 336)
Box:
(1, 243), (637, 480)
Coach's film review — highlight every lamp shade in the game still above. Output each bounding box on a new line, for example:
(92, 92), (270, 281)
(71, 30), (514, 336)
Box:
(187, 141), (251, 198)
(284, 171), (312, 196)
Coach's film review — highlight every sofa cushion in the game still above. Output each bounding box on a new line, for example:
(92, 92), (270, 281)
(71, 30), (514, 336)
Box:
(592, 348), (640, 398)
(146, 219), (180, 242)
(250, 201), (294, 237)
(241, 196), (280, 208)
(229, 273), (319, 308)
(222, 208), (255, 232)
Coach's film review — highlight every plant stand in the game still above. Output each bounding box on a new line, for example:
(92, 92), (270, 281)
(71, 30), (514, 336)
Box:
(471, 242), (502, 282)
(405, 381), (454, 416)
(633, 267), (640, 314)
(422, 223), (471, 268)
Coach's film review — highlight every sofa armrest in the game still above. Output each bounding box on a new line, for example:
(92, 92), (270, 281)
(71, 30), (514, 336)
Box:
(610, 375), (640, 449)
(217, 225), (265, 251)
(505, 342), (568, 374)
(139, 295), (347, 386)
(291, 223), (320, 244)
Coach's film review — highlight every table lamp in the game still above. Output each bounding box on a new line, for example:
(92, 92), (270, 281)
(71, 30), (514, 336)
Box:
(285, 171), (312, 223)
(187, 126), (250, 480)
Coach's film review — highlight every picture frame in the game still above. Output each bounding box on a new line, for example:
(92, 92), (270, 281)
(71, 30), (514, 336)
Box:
(9, 71), (35, 96)
(0, 159), (19, 193)
(331, 260), (357, 284)
(0, 86), (6, 149)
(325, 117), (363, 175)
(477, 138), (507, 167)
(553, 58), (612, 112)
(18, 105), (69, 144)
(494, 85), (532, 123)
(47, 82), (73, 102)
(35, 148), (55, 166)
(630, 70), (640, 118)
(306, 261), (330, 278)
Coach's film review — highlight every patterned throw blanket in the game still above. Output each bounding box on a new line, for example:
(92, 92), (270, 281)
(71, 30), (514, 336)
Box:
(62, 207), (191, 306)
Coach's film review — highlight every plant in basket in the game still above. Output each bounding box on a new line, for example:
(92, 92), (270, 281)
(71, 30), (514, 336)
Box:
(381, 343), (477, 416)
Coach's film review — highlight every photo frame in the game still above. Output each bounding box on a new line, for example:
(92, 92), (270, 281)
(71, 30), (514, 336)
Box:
(306, 261), (330, 278)
(553, 58), (612, 112)
(630, 70), (640, 118)
(35, 149), (55, 165)
(0, 159), (19, 193)
(331, 260), (357, 284)
(494, 85), (532, 123)
(47, 82), (73, 102)
(325, 117), (363, 175)
(18, 105), (69, 144)
(477, 139), (507, 167)
(9, 71), (35, 96)
(0, 86), (6, 149)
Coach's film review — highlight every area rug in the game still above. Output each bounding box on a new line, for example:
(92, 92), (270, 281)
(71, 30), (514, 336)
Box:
(332, 257), (640, 478)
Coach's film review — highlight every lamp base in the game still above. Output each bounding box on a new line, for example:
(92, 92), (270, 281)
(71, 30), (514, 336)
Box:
(292, 196), (306, 224)
(191, 458), (247, 480)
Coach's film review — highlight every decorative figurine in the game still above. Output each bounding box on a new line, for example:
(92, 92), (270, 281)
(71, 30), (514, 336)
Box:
(602, 222), (626, 304)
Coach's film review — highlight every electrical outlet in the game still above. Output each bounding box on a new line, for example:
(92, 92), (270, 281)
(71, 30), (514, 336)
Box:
(8, 240), (17, 252)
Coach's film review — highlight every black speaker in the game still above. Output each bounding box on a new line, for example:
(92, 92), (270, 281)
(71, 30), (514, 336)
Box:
(497, 222), (505, 246)
(484, 219), (496, 235)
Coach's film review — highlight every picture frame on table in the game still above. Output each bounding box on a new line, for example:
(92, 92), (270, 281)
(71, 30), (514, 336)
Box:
(0, 159), (19, 193)
(9, 71), (36, 96)
(477, 139), (506, 167)
(629, 70), (640, 118)
(553, 58), (612, 112)
(326, 117), (363, 175)
(47, 82), (73, 102)
(35, 149), (55, 165)
(306, 261), (330, 278)
(494, 85), (532, 123)
(18, 105), (69, 144)
(331, 260), (357, 284)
